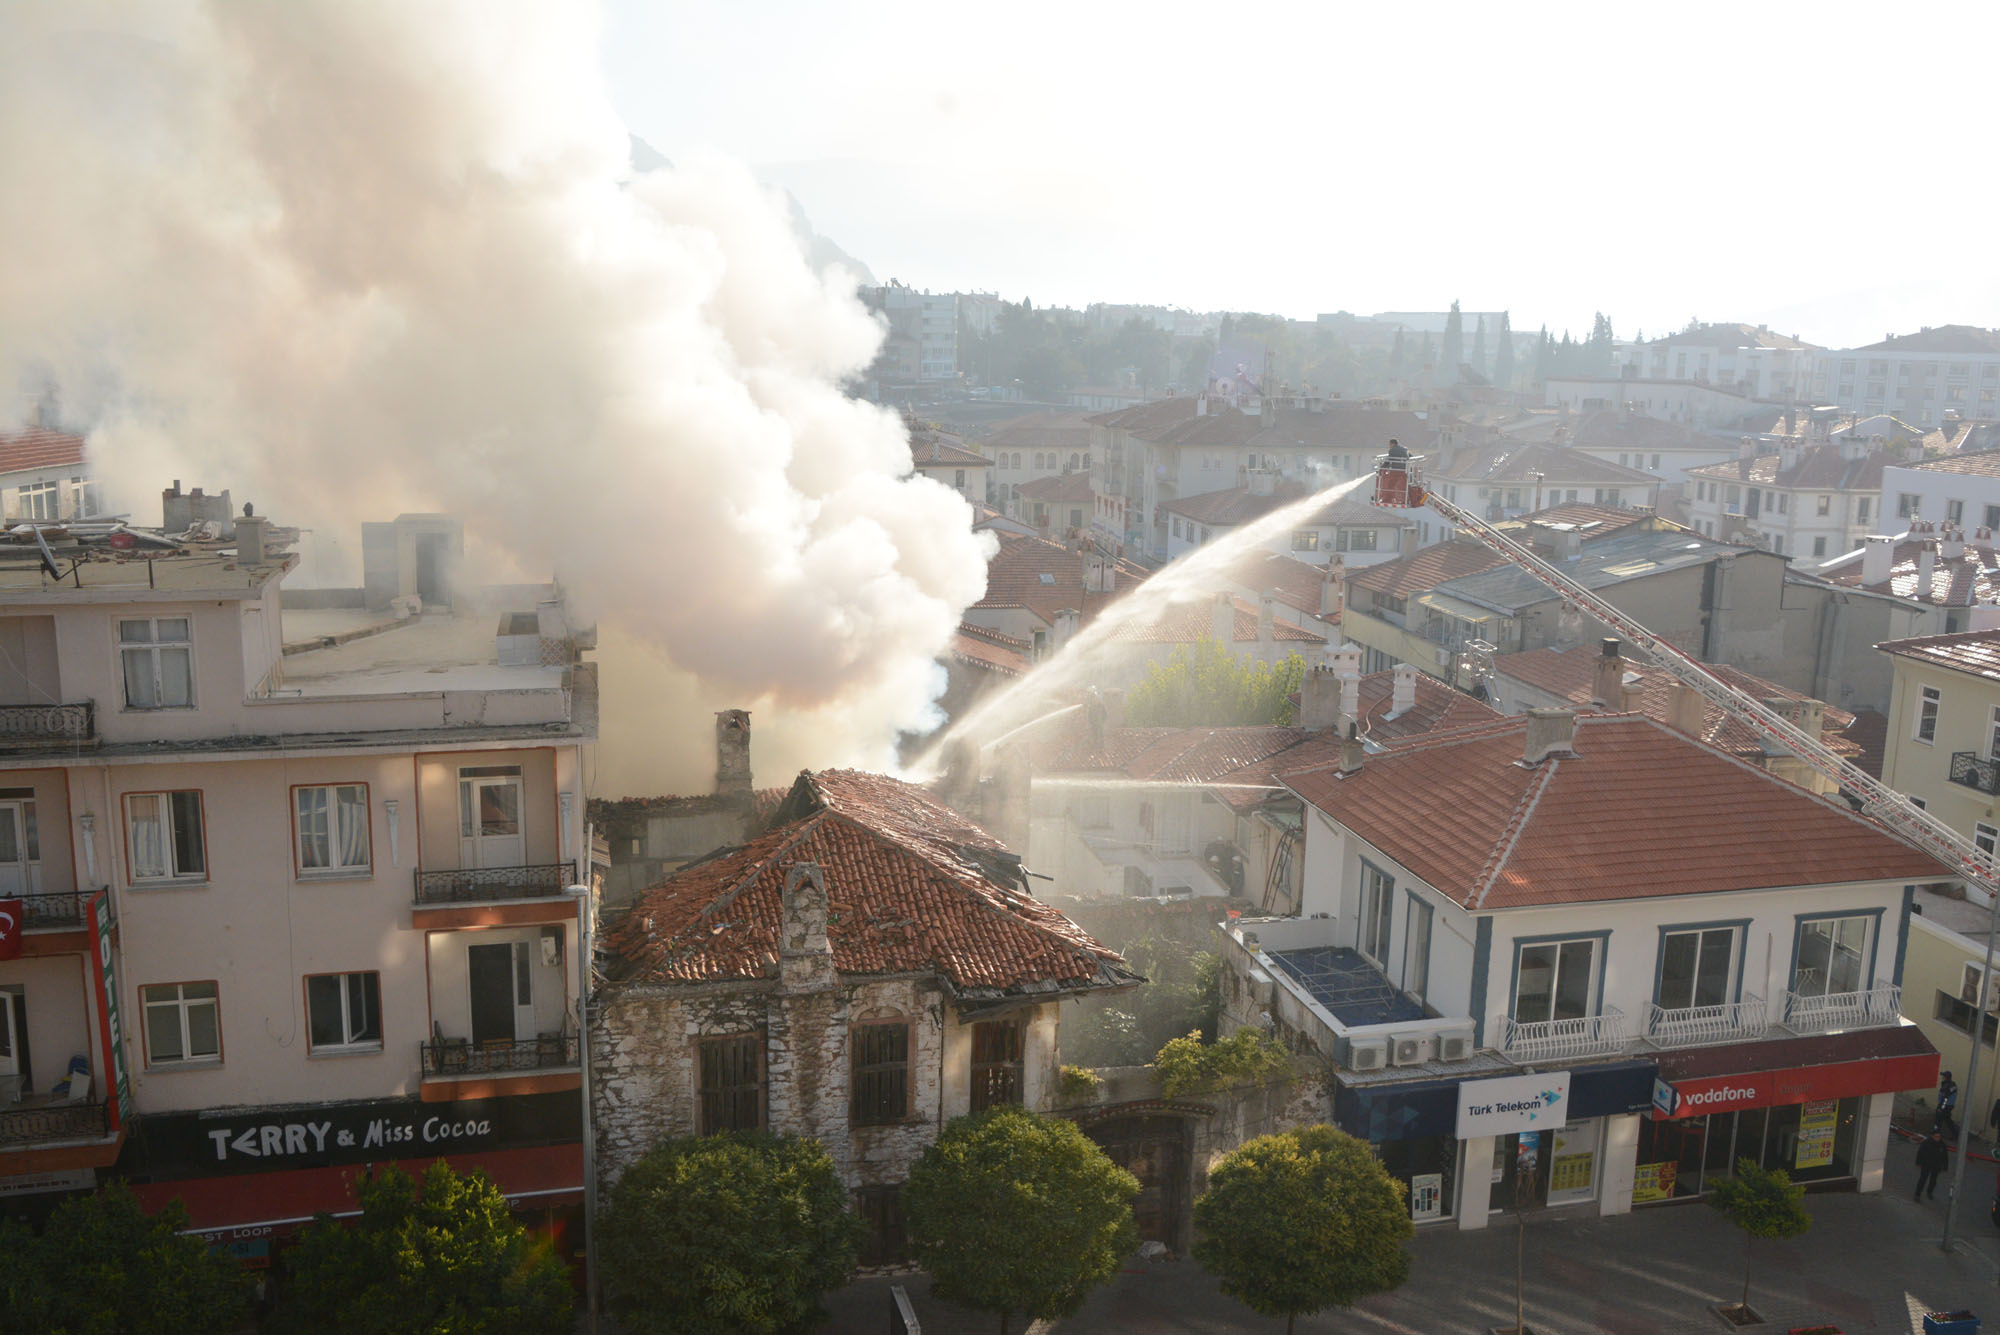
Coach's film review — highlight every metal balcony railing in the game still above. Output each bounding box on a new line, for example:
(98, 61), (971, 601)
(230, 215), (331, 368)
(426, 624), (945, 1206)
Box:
(412, 863), (569, 904)
(420, 1034), (578, 1077)
(1501, 1005), (1629, 1062)
(1783, 984), (1902, 1035)
(0, 1099), (110, 1145)
(0, 702), (94, 747)
(1643, 993), (1767, 1049)
(1950, 751), (2000, 796)
(19, 890), (86, 929)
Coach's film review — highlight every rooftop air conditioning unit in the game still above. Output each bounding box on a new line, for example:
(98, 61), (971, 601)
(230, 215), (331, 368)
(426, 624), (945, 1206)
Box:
(1391, 1034), (1433, 1067)
(1435, 1026), (1476, 1063)
(1344, 1036), (1388, 1072)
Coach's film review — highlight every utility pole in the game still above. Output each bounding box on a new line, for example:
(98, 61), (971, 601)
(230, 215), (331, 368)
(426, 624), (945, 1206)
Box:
(570, 880), (601, 1330)
(1942, 881), (2000, 1252)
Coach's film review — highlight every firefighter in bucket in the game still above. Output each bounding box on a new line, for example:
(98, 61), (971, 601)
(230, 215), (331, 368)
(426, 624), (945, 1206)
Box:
(1374, 437), (1424, 509)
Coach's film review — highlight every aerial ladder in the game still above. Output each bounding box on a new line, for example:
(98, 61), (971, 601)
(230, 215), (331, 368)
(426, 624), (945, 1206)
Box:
(1370, 445), (1994, 900)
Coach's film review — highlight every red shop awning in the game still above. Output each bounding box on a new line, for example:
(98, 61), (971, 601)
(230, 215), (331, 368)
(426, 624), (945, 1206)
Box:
(1651, 1024), (1939, 1120)
(129, 1143), (584, 1241)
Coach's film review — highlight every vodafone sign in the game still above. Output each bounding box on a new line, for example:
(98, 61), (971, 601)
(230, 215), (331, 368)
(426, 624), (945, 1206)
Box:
(1653, 1051), (1939, 1120)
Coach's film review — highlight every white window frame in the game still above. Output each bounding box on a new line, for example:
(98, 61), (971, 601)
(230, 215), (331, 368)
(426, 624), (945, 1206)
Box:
(1358, 861), (1394, 967)
(118, 616), (195, 711)
(306, 971), (382, 1053)
(142, 981), (220, 1066)
(1656, 926), (1740, 1011)
(1915, 685), (1940, 744)
(124, 790), (206, 884)
(1513, 937), (1601, 1025)
(293, 783), (372, 877)
(16, 482), (58, 521)
(1976, 822), (1998, 870)
(1988, 706), (2000, 763)
(1792, 914), (1873, 998)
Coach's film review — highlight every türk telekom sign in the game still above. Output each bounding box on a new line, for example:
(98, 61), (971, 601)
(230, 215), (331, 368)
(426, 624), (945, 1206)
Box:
(1456, 1070), (1571, 1139)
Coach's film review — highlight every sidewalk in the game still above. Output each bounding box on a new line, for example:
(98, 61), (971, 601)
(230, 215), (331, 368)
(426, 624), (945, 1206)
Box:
(816, 1134), (2000, 1333)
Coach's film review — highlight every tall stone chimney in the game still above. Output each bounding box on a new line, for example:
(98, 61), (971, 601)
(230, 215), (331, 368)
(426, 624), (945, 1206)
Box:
(715, 709), (753, 805)
(1915, 542), (1936, 598)
(1390, 662), (1418, 715)
(1299, 664), (1341, 732)
(779, 863), (837, 995)
(1523, 708), (1577, 765)
(1860, 536), (1894, 586)
(1591, 638), (1623, 707)
(1257, 595), (1275, 648)
(1664, 682), (1705, 737)
(1211, 592), (1235, 645)
(1338, 722), (1365, 776)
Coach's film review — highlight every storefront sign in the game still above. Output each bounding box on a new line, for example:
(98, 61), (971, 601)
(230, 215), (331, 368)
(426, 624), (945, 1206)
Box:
(86, 892), (133, 1129)
(1456, 1071), (1571, 1139)
(1548, 1123), (1597, 1203)
(132, 1091), (582, 1179)
(1410, 1173), (1443, 1222)
(1653, 1052), (1939, 1120)
(1795, 1099), (1838, 1170)
(1651, 1079), (1679, 1117)
(0, 1168), (94, 1197)
(1632, 1160), (1678, 1203)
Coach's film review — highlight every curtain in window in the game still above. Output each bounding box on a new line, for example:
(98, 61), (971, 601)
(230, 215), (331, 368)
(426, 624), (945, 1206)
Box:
(297, 788), (330, 868)
(336, 787), (368, 868)
(129, 794), (168, 879)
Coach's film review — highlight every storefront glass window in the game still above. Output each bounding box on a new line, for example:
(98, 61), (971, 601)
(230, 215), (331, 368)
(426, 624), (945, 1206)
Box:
(1378, 1135), (1455, 1223)
(1634, 1097), (1863, 1201)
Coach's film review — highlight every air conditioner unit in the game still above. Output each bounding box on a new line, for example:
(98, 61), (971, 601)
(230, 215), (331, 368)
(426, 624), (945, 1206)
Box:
(1344, 1036), (1388, 1072)
(1435, 1026), (1476, 1063)
(1391, 1033), (1434, 1067)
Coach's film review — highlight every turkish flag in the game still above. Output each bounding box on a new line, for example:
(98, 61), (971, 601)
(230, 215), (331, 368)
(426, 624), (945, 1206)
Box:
(0, 899), (22, 960)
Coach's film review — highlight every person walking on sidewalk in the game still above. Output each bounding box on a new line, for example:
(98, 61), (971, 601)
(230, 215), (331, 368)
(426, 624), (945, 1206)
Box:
(1916, 1130), (1950, 1201)
(1937, 1072), (1961, 1138)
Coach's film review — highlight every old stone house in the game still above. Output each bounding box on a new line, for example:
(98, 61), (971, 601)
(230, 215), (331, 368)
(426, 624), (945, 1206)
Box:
(591, 767), (1137, 1263)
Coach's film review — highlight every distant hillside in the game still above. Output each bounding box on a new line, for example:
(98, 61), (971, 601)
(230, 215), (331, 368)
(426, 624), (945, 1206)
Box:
(628, 135), (874, 286)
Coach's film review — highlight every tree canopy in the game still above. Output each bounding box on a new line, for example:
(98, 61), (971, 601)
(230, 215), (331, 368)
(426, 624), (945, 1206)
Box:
(272, 1161), (573, 1335)
(1707, 1159), (1810, 1314)
(599, 1131), (860, 1335)
(0, 1182), (252, 1335)
(1124, 641), (1306, 727)
(1192, 1124), (1412, 1334)
(903, 1107), (1138, 1334)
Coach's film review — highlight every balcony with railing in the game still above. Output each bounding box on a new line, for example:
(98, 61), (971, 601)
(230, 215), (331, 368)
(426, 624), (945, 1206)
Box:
(0, 702), (94, 750)
(1643, 994), (1767, 1050)
(19, 890), (89, 930)
(419, 1033), (579, 1078)
(1783, 984), (1902, 1035)
(1501, 1006), (1630, 1063)
(1950, 751), (2000, 796)
(412, 863), (570, 905)
(0, 1098), (111, 1147)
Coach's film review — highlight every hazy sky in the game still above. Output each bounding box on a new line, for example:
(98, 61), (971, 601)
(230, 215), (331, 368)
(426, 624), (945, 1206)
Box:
(604, 0), (1998, 349)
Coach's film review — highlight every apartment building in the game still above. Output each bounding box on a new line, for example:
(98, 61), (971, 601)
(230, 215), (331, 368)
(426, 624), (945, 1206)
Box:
(1881, 450), (2000, 537)
(1220, 712), (1943, 1228)
(1615, 324), (1818, 402)
(0, 507), (596, 1261)
(908, 426), (988, 505)
(1159, 475), (1412, 568)
(0, 428), (104, 525)
(1420, 441), (1660, 544)
(1686, 435), (1897, 560)
(1878, 624), (2000, 861)
(979, 412), (1093, 515)
(1813, 326), (2000, 428)
(864, 284), (958, 383)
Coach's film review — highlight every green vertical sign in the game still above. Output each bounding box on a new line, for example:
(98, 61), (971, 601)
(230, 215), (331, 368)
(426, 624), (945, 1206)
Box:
(87, 892), (133, 1129)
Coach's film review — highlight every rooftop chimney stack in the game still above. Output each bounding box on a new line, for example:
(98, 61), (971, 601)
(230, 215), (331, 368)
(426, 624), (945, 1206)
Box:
(1618, 672), (1646, 712)
(1211, 592), (1234, 646)
(1299, 665), (1341, 732)
(1054, 607), (1081, 650)
(778, 864), (837, 995)
(1665, 682), (1705, 737)
(1333, 648), (1362, 730)
(1338, 722), (1365, 776)
(1321, 556), (1345, 618)
(1941, 524), (1965, 562)
(1916, 541), (1936, 596)
(1523, 708), (1577, 765)
(1390, 662), (1418, 716)
(1860, 535), (1894, 586)
(715, 709), (753, 806)
(1591, 638), (1623, 707)
(1257, 595), (1275, 647)
(236, 514), (267, 564)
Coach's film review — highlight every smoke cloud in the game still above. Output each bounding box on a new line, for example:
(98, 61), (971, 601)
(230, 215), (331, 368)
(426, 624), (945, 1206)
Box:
(0, 2), (992, 792)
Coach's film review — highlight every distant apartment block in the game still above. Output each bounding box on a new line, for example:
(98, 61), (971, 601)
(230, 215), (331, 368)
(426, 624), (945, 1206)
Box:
(1812, 326), (2000, 429)
(0, 429), (103, 524)
(863, 283), (958, 383)
(1615, 323), (1818, 402)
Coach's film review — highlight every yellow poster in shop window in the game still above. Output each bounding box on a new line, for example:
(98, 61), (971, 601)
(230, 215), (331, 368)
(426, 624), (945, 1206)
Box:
(1795, 1100), (1837, 1170)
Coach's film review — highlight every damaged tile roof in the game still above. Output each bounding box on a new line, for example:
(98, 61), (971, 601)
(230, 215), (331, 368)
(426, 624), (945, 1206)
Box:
(1488, 644), (1862, 767)
(1163, 482), (1409, 530)
(909, 433), (991, 469)
(951, 624), (1031, 676)
(974, 535), (1148, 625)
(1283, 714), (1944, 910)
(0, 428), (86, 475)
(605, 769), (1136, 999)
(1505, 502), (1658, 541)
(1877, 627), (2000, 683)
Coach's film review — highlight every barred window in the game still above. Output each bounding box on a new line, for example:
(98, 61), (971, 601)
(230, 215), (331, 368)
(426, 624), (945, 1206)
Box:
(969, 1017), (1025, 1112)
(699, 1033), (764, 1134)
(851, 1022), (910, 1126)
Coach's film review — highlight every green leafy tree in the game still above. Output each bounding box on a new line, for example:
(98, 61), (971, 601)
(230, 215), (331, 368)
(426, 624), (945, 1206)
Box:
(1440, 300), (1463, 383)
(1124, 641), (1306, 727)
(273, 1162), (572, 1335)
(904, 1107), (1138, 1335)
(1706, 1159), (1810, 1317)
(1492, 311), (1515, 389)
(1153, 1028), (1294, 1096)
(599, 1132), (860, 1335)
(0, 1182), (252, 1335)
(1193, 1125), (1412, 1334)
(1532, 325), (1551, 384)
(1064, 931), (1221, 1067)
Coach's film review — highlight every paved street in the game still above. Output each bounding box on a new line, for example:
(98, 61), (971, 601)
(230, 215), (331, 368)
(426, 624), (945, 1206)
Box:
(816, 1133), (2000, 1334)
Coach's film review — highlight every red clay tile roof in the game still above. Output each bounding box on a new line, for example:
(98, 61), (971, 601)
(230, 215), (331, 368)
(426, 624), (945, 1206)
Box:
(1227, 551), (1332, 618)
(1817, 539), (1999, 607)
(1282, 714), (1944, 909)
(0, 428), (86, 475)
(1852, 325), (2000, 355)
(1107, 594), (1324, 645)
(1488, 645), (1860, 766)
(1430, 441), (1658, 486)
(1353, 670), (1506, 744)
(951, 625), (1031, 676)
(910, 434), (990, 469)
(1877, 627), (2000, 683)
(980, 412), (1095, 450)
(1686, 444), (1898, 492)
(1346, 539), (1509, 598)
(606, 769), (1133, 997)
(1907, 449), (2000, 479)
(1016, 472), (1096, 504)
(1164, 482), (1408, 529)
(1510, 502), (1655, 539)
(974, 535), (1148, 624)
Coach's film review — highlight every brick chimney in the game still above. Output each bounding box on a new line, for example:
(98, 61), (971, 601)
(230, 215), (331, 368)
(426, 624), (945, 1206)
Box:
(1618, 673), (1646, 712)
(779, 863), (837, 994)
(1390, 662), (1417, 715)
(715, 709), (753, 805)
(1523, 708), (1576, 764)
(1591, 638), (1623, 707)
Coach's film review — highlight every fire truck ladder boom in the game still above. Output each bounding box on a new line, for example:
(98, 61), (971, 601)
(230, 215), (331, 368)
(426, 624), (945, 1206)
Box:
(1406, 481), (1992, 899)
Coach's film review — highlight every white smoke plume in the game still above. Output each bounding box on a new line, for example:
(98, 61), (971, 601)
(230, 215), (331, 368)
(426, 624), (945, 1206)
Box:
(0, 2), (992, 792)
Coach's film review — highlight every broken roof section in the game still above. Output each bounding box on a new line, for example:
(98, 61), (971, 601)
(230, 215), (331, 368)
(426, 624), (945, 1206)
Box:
(604, 768), (1137, 1003)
